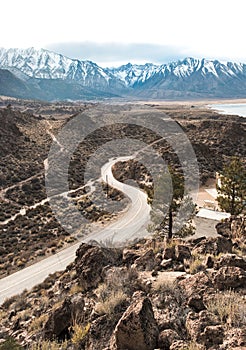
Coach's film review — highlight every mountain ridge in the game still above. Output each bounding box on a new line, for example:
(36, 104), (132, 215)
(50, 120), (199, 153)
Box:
(0, 47), (246, 101)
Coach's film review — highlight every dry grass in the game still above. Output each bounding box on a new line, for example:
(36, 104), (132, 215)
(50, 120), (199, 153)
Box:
(69, 284), (83, 296)
(29, 314), (49, 333)
(95, 290), (127, 316)
(206, 290), (246, 327)
(71, 323), (90, 345)
(189, 257), (205, 274)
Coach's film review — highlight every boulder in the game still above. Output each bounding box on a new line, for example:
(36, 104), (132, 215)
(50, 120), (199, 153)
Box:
(187, 294), (205, 312)
(134, 249), (156, 271)
(175, 245), (191, 262)
(160, 258), (173, 269)
(213, 266), (246, 290)
(192, 236), (232, 256)
(185, 310), (220, 342)
(200, 325), (224, 347)
(178, 271), (213, 299)
(111, 293), (159, 350)
(43, 295), (85, 340)
(158, 329), (180, 350)
(163, 246), (176, 260)
(122, 249), (140, 266)
(75, 243), (121, 291)
(215, 254), (246, 270)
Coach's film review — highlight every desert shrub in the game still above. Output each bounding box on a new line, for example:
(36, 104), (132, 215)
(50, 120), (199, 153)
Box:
(189, 257), (205, 274)
(0, 337), (23, 350)
(29, 314), (49, 333)
(152, 277), (176, 293)
(206, 290), (246, 327)
(95, 289), (127, 316)
(71, 323), (90, 346)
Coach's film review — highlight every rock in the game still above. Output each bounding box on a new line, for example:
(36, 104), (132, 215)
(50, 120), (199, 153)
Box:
(205, 255), (214, 268)
(43, 295), (85, 340)
(185, 310), (220, 342)
(43, 298), (72, 340)
(213, 266), (246, 290)
(175, 245), (191, 262)
(187, 294), (205, 312)
(222, 327), (246, 349)
(170, 340), (206, 350)
(215, 254), (246, 270)
(163, 246), (176, 260)
(134, 249), (156, 271)
(173, 263), (185, 272)
(160, 258), (173, 269)
(158, 329), (180, 350)
(178, 271), (213, 299)
(86, 315), (116, 350)
(122, 249), (140, 266)
(216, 221), (231, 238)
(111, 294), (159, 350)
(200, 325), (224, 347)
(75, 243), (121, 291)
(192, 236), (233, 256)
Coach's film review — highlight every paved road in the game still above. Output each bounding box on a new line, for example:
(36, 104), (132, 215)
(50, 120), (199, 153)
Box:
(0, 156), (151, 305)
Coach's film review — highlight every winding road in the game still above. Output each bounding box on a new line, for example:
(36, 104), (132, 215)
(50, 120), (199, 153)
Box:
(0, 156), (151, 305)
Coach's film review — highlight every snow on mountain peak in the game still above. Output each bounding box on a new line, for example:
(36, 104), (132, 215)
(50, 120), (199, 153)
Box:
(0, 48), (245, 91)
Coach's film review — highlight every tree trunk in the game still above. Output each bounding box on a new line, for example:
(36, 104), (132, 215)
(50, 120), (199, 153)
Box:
(168, 208), (173, 239)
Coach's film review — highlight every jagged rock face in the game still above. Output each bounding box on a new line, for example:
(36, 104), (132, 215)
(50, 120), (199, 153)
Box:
(192, 236), (233, 256)
(213, 266), (246, 290)
(216, 216), (246, 241)
(215, 254), (246, 270)
(178, 271), (213, 299)
(75, 243), (122, 291)
(186, 310), (220, 342)
(133, 249), (156, 271)
(158, 329), (180, 350)
(111, 293), (159, 350)
(43, 295), (85, 340)
(175, 245), (191, 262)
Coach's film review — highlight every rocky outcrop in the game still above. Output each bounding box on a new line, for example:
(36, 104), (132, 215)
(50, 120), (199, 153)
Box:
(185, 310), (220, 342)
(158, 329), (180, 350)
(213, 266), (246, 290)
(133, 249), (156, 271)
(178, 271), (213, 298)
(192, 236), (233, 256)
(111, 292), (159, 350)
(215, 254), (246, 270)
(75, 243), (122, 291)
(43, 295), (85, 340)
(175, 245), (191, 262)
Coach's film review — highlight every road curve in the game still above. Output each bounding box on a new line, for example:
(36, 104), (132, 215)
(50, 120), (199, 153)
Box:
(0, 157), (150, 305)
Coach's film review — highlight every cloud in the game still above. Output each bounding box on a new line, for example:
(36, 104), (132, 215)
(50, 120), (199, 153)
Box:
(46, 42), (191, 67)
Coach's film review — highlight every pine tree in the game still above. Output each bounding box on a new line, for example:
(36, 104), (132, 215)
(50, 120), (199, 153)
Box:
(216, 157), (246, 215)
(150, 167), (195, 239)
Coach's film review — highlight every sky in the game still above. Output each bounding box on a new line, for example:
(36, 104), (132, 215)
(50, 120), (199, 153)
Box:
(1, 0), (245, 67)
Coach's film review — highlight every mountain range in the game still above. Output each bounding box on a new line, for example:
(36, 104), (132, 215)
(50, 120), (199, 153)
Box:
(0, 47), (246, 101)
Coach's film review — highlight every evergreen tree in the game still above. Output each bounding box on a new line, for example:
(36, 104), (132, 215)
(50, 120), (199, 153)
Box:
(216, 157), (246, 215)
(150, 167), (195, 239)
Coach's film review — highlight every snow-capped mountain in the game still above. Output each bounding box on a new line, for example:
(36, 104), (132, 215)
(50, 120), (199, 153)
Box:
(0, 47), (246, 100)
(0, 47), (123, 90)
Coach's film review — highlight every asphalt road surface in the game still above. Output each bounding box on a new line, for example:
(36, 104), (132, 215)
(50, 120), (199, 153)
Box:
(0, 156), (151, 305)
